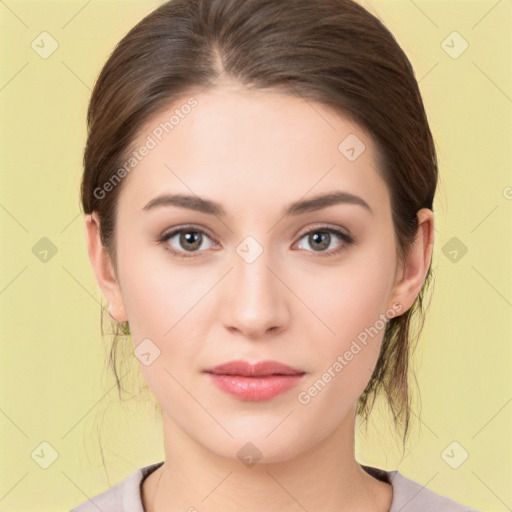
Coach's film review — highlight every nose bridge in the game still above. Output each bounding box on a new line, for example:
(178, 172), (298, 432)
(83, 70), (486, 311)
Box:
(221, 237), (289, 337)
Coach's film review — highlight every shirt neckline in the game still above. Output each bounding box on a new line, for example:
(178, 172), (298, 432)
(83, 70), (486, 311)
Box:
(136, 461), (397, 512)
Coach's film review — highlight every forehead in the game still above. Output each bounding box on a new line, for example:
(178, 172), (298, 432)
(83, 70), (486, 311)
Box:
(119, 86), (389, 217)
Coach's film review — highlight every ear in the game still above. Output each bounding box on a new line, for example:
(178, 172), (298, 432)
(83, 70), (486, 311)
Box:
(84, 212), (128, 322)
(388, 208), (435, 314)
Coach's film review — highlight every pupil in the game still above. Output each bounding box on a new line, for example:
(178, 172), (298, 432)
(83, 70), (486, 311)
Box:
(182, 231), (201, 250)
(311, 232), (329, 251)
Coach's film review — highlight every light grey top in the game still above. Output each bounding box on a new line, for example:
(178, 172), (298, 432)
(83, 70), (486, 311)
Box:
(71, 461), (481, 511)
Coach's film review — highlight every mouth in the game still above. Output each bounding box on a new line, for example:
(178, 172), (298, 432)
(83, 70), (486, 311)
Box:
(203, 359), (305, 377)
(203, 360), (306, 401)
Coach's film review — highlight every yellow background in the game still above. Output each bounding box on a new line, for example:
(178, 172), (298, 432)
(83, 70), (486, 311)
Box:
(0, 0), (510, 510)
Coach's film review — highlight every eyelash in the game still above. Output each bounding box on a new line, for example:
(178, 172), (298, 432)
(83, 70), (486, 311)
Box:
(157, 224), (354, 259)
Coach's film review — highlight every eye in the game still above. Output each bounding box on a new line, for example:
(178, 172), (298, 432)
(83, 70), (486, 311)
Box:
(295, 225), (354, 257)
(158, 224), (354, 259)
(158, 226), (217, 258)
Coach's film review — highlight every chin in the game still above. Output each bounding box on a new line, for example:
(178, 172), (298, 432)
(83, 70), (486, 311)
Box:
(200, 425), (314, 467)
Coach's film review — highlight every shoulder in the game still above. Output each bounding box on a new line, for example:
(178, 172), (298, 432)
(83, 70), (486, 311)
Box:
(362, 465), (482, 512)
(69, 461), (164, 512)
(389, 470), (482, 511)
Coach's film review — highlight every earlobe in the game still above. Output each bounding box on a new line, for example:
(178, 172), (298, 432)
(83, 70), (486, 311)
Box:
(388, 208), (435, 314)
(84, 212), (128, 322)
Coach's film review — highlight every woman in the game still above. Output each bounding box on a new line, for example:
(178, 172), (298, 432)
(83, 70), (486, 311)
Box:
(73, 0), (480, 510)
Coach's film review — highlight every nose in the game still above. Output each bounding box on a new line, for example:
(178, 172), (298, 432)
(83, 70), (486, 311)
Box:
(220, 246), (290, 340)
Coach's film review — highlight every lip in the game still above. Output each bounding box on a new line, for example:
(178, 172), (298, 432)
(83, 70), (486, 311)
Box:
(203, 360), (306, 401)
(205, 360), (304, 377)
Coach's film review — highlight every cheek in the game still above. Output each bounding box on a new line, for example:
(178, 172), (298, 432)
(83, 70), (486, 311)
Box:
(297, 242), (395, 394)
(117, 243), (203, 337)
(296, 275), (390, 418)
(116, 251), (208, 389)
(308, 254), (395, 346)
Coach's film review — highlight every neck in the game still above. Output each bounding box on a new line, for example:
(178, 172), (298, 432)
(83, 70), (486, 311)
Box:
(142, 406), (393, 512)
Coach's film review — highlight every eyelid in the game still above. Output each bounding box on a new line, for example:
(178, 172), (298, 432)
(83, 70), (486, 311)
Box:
(295, 222), (351, 240)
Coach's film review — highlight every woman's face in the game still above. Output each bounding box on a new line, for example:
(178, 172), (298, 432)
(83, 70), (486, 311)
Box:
(90, 84), (422, 463)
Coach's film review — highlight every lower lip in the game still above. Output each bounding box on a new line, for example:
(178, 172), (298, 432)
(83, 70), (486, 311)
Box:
(206, 373), (304, 401)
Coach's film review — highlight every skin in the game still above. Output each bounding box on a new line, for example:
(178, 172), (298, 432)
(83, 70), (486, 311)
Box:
(85, 81), (434, 512)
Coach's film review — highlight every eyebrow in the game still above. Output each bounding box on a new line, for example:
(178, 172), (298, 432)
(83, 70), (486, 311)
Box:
(142, 190), (373, 217)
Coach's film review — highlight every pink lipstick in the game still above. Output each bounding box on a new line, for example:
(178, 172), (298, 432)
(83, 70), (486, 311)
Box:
(203, 360), (305, 401)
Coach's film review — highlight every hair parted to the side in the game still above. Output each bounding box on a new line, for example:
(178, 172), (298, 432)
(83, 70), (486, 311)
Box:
(81, 0), (437, 453)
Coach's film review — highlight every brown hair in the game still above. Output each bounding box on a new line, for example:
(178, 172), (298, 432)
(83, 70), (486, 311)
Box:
(81, 0), (437, 451)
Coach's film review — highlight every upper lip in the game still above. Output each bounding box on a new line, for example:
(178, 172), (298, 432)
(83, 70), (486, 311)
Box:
(204, 360), (305, 377)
